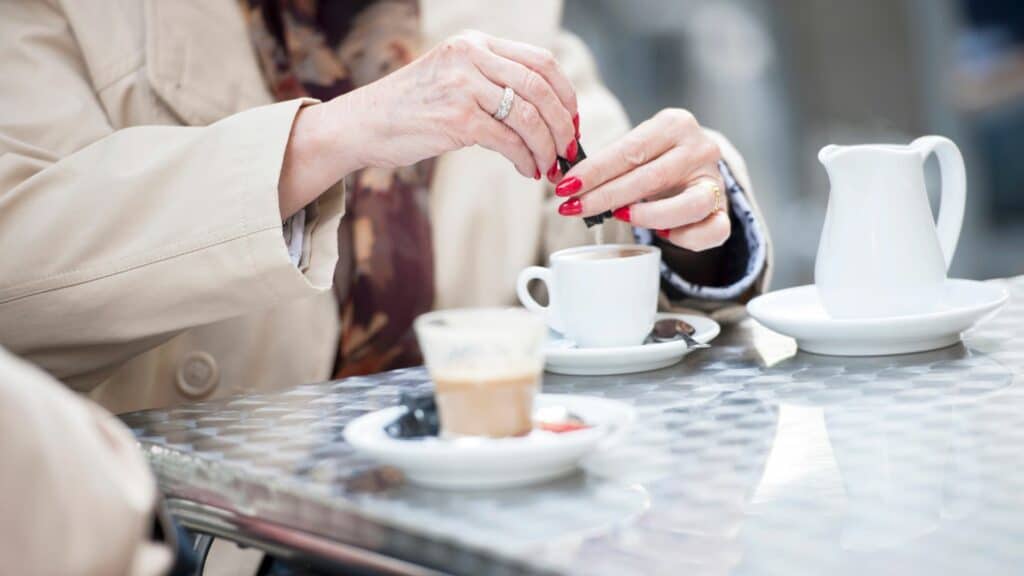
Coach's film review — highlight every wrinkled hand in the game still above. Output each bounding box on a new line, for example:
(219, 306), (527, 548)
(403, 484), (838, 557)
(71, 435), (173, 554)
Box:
(555, 109), (730, 251)
(334, 30), (579, 180)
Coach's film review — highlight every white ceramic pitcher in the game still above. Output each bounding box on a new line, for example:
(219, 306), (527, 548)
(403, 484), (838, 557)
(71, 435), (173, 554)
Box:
(815, 136), (966, 318)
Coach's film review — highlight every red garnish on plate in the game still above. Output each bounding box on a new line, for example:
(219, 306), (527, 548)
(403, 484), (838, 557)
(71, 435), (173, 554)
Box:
(537, 421), (592, 434)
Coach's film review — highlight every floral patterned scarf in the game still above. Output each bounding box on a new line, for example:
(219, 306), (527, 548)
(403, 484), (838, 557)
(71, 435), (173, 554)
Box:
(240, 0), (435, 377)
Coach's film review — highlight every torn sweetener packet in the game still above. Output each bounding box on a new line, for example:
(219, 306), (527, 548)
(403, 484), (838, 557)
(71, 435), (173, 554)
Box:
(583, 211), (613, 228)
(557, 141), (610, 228)
(556, 140), (585, 174)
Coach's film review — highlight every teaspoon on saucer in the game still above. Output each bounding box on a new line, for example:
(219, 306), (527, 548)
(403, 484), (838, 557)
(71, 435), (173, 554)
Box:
(543, 313), (719, 375)
(648, 318), (710, 349)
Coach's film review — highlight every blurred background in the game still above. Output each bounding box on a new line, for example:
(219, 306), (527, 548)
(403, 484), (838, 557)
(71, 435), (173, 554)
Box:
(564, 0), (1024, 288)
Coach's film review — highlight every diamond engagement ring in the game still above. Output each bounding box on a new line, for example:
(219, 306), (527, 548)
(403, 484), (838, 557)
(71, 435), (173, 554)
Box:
(494, 87), (515, 121)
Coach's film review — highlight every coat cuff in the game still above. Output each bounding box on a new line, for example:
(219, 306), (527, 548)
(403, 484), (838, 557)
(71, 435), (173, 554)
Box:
(635, 160), (768, 301)
(282, 208), (305, 267)
(237, 98), (345, 301)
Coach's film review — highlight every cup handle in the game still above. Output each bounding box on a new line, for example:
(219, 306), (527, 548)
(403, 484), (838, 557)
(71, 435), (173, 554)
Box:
(913, 135), (966, 271)
(516, 266), (564, 334)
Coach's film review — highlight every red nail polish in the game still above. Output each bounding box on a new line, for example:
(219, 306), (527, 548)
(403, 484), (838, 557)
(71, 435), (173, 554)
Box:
(558, 197), (582, 216)
(555, 176), (582, 197)
(547, 161), (559, 182)
(566, 139), (579, 162)
(534, 168), (541, 180)
(656, 229), (671, 239)
(573, 114), (580, 139)
(613, 206), (631, 223)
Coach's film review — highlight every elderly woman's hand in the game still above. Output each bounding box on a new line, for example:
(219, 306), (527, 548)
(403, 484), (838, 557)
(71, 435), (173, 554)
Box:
(553, 109), (730, 251)
(281, 30), (579, 217)
(330, 30), (579, 180)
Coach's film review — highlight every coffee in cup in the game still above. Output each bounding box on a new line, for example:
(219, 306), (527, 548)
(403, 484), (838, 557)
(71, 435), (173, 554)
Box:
(414, 308), (545, 438)
(560, 247), (649, 261)
(431, 369), (538, 437)
(516, 244), (661, 348)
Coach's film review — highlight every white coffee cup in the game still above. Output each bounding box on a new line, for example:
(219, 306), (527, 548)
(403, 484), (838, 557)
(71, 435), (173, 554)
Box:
(516, 244), (660, 348)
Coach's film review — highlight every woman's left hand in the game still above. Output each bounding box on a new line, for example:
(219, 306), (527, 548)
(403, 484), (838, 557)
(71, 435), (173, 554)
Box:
(554, 108), (730, 251)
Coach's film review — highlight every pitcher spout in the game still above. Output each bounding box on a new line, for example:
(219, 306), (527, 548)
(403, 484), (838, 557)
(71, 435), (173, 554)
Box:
(818, 144), (842, 166)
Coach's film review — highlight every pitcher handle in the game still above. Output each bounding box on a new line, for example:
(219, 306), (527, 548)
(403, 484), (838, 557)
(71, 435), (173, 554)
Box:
(516, 266), (565, 333)
(912, 135), (966, 271)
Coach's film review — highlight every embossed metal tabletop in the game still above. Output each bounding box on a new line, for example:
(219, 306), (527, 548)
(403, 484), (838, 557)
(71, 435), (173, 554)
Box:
(123, 277), (1024, 575)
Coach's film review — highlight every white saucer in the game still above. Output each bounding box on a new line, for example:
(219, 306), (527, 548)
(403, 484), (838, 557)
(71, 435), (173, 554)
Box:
(747, 279), (1008, 356)
(543, 313), (720, 376)
(343, 394), (635, 490)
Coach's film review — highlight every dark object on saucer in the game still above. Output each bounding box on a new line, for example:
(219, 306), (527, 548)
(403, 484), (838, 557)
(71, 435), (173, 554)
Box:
(557, 141), (610, 228)
(385, 389), (440, 439)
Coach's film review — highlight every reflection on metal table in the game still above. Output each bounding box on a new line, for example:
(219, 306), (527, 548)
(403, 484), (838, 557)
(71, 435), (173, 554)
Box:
(122, 277), (1024, 575)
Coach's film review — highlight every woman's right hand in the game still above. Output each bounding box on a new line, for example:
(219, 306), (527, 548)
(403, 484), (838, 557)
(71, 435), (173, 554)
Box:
(338, 30), (579, 179)
(280, 31), (579, 217)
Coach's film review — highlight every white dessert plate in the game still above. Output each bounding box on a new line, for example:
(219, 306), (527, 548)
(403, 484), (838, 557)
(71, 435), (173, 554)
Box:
(343, 394), (635, 490)
(542, 313), (720, 376)
(746, 279), (1008, 356)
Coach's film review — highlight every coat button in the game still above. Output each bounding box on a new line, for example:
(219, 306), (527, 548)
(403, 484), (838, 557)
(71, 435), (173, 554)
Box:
(176, 351), (219, 399)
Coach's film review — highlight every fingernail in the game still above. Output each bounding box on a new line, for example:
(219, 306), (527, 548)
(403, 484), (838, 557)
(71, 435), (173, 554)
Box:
(558, 197), (582, 216)
(573, 114), (580, 139)
(534, 167), (541, 180)
(612, 206), (631, 223)
(566, 139), (579, 162)
(555, 176), (582, 197)
(656, 229), (671, 239)
(547, 161), (559, 182)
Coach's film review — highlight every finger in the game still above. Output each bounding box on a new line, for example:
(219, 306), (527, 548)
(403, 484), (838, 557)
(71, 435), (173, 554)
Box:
(627, 178), (725, 230)
(571, 145), (694, 217)
(658, 210), (732, 252)
(467, 111), (537, 179)
(559, 116), (686, 199)
(560, 109), (712, 198)
(472, 49), (575, 167)
(485, 35), (578, 118)
(477, 79), (557, 178)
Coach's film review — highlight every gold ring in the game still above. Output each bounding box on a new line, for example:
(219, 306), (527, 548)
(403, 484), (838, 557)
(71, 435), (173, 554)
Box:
(710, 183), (723, 213)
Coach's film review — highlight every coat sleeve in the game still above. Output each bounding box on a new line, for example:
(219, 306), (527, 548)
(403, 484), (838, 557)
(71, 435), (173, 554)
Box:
(654, 129), (774, 323)
(0, 347), (172, 576)
(0, 1), (345, 389)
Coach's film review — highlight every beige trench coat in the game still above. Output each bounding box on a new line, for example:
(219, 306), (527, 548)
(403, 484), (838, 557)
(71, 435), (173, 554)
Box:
(0, 346), (171, 576)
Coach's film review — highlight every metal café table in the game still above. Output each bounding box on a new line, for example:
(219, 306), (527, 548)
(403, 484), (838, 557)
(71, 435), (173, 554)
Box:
(123, 277), (1024, 575)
